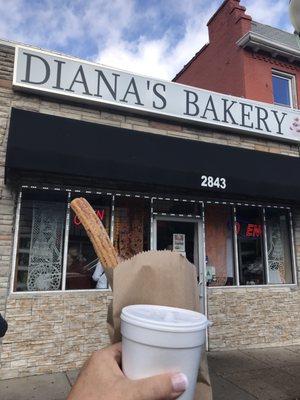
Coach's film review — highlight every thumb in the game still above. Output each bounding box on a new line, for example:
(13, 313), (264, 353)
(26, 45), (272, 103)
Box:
(131, 372), (188, 400)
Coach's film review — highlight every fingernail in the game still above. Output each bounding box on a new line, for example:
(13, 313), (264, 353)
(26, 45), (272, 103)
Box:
(171, 373), (189, 392)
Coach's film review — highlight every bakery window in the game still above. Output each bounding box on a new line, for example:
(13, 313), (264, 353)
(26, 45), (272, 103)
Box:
(66, 195), (111, 290)
(14, 189), (68, 292)
(13, 188), (152, 292)
(236, 207), (266, 285)
(113, 196), (151, 260)
(205, 204), (236, 286)
(265, 209), (294, 284)
(12, 188), (297, 292)
(204, 204), (296, 287)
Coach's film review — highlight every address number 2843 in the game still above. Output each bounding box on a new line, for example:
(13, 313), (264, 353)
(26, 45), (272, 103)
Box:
(201, 175), (227, 190)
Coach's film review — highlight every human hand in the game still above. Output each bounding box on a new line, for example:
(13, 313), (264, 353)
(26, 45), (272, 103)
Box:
(67, 343), (188, 400)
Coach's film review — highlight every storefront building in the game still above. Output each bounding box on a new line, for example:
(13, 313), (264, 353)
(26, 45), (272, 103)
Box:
(175, 0), (300, 107)
(0, 34), (299, 379)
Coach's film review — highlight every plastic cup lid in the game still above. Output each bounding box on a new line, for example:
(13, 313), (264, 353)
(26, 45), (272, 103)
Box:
(121, 304), (209, 333)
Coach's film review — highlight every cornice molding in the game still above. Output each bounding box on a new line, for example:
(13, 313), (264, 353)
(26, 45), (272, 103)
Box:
(237, 32), (300, 63)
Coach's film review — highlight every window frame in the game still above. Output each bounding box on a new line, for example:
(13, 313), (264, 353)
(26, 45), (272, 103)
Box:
(11, 188), (115, 294)
(205, 204), (297, 288)
(235, 206), (267, 286)
(264, 207), (296, 285)
(10, 187), (298, 294)
(65, 193), (113, 291)
(204, 203), (236, 287)
(272, 70), (297, 109)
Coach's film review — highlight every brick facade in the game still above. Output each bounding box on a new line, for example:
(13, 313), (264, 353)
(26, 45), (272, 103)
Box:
(174, 0), (252, 97)
(0, 292), (112, 379)
(0, 42), (299, 379)
(208, 207), (300, 352)
(174, 0), (300, 107)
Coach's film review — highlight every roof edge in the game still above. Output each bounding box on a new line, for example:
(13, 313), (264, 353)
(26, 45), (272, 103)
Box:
(207, 0), (250, 26)
(172, 43), (209, 81)
(237, 31), (300, 61)
(207, 0), (232, 25)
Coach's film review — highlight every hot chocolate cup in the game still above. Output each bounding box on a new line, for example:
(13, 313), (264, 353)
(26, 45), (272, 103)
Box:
(121, 304), (211, 400)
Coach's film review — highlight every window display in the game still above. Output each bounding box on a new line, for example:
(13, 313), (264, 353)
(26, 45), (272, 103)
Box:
(266, 209), (293, 284)
(236, 207), (265, 285)
(14, 188), (295, 291)
(16, 190), (67, 291)
(66, 195), (111, 290)
(114, 197), (150, 260)
(205, 205), (235, 286)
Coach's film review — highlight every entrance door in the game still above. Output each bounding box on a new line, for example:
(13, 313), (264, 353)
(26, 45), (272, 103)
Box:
(153, 216), (205, 312)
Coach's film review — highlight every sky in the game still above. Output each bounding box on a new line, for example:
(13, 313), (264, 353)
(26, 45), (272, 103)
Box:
(0, 0), (293, 80)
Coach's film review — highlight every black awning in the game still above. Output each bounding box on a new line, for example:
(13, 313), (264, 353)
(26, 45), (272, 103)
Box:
(5, 108), (300, 202)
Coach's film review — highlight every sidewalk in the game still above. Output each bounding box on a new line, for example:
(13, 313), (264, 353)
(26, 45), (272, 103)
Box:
(0, 346), (299, 400)
(208, 345), (300, 400)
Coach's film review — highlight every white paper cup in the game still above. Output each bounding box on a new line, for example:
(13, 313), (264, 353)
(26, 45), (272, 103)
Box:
(121, 304), (211, 400)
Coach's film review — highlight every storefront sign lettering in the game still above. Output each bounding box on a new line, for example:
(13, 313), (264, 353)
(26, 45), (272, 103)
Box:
(13, 46), (300, 143)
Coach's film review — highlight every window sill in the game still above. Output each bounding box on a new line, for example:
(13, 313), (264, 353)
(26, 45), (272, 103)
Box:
(9, 288), (112, 296)
(273, 102), (293, 109)
(207, 284), (298, 290)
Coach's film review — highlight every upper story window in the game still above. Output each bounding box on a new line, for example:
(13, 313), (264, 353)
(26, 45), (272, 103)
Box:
(272, 71), (296, 108)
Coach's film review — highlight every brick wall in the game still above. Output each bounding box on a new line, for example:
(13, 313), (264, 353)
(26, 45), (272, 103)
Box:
(174, 0), (300, 109)
(174, 0), (252, 97)
(243, 51), (300, 105)
(0, 45), (15, 317)
(208, 287), (300, 350)
(0, 292), (112, 379)
(208, 210), (300, 350)
(0, 42), (299, 379)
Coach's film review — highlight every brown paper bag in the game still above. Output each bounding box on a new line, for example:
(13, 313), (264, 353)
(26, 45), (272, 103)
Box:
(107, 250), (212, 400)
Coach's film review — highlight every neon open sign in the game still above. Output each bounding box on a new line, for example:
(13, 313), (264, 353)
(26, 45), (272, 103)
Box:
(236, 222), (262, 238)
(73, 209), (105, 226)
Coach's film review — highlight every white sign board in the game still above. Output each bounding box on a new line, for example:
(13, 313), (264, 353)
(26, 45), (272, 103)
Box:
(173, 234), (186, 253)
(13, 46), (300, 143)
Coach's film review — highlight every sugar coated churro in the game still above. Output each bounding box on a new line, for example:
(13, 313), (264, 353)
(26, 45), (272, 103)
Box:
(70, 198), (119, 279)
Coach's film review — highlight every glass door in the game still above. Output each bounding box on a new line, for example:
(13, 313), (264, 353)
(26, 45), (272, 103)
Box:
(155, 219), (196, 263)
(153, 216), (205, 312)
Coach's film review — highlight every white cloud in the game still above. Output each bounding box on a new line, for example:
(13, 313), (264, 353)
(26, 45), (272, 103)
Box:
(243, 0), (290, 29)
(96, 0), (293, 79)
(0, 0), (135, 50)
(0, 0), (294, 81)
(96, 1), (216, 80)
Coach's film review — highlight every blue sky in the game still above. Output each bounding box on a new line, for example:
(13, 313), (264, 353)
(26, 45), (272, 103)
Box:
(0, 0), (292, 79)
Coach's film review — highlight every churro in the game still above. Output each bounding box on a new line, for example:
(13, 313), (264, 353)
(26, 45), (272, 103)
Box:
(70, 198), (118, 284)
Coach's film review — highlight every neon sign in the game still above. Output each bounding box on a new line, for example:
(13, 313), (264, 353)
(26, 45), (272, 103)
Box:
(236, 222), (262, 237)
(73, 209), (105, 226)
(246, 224), (262, 238)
